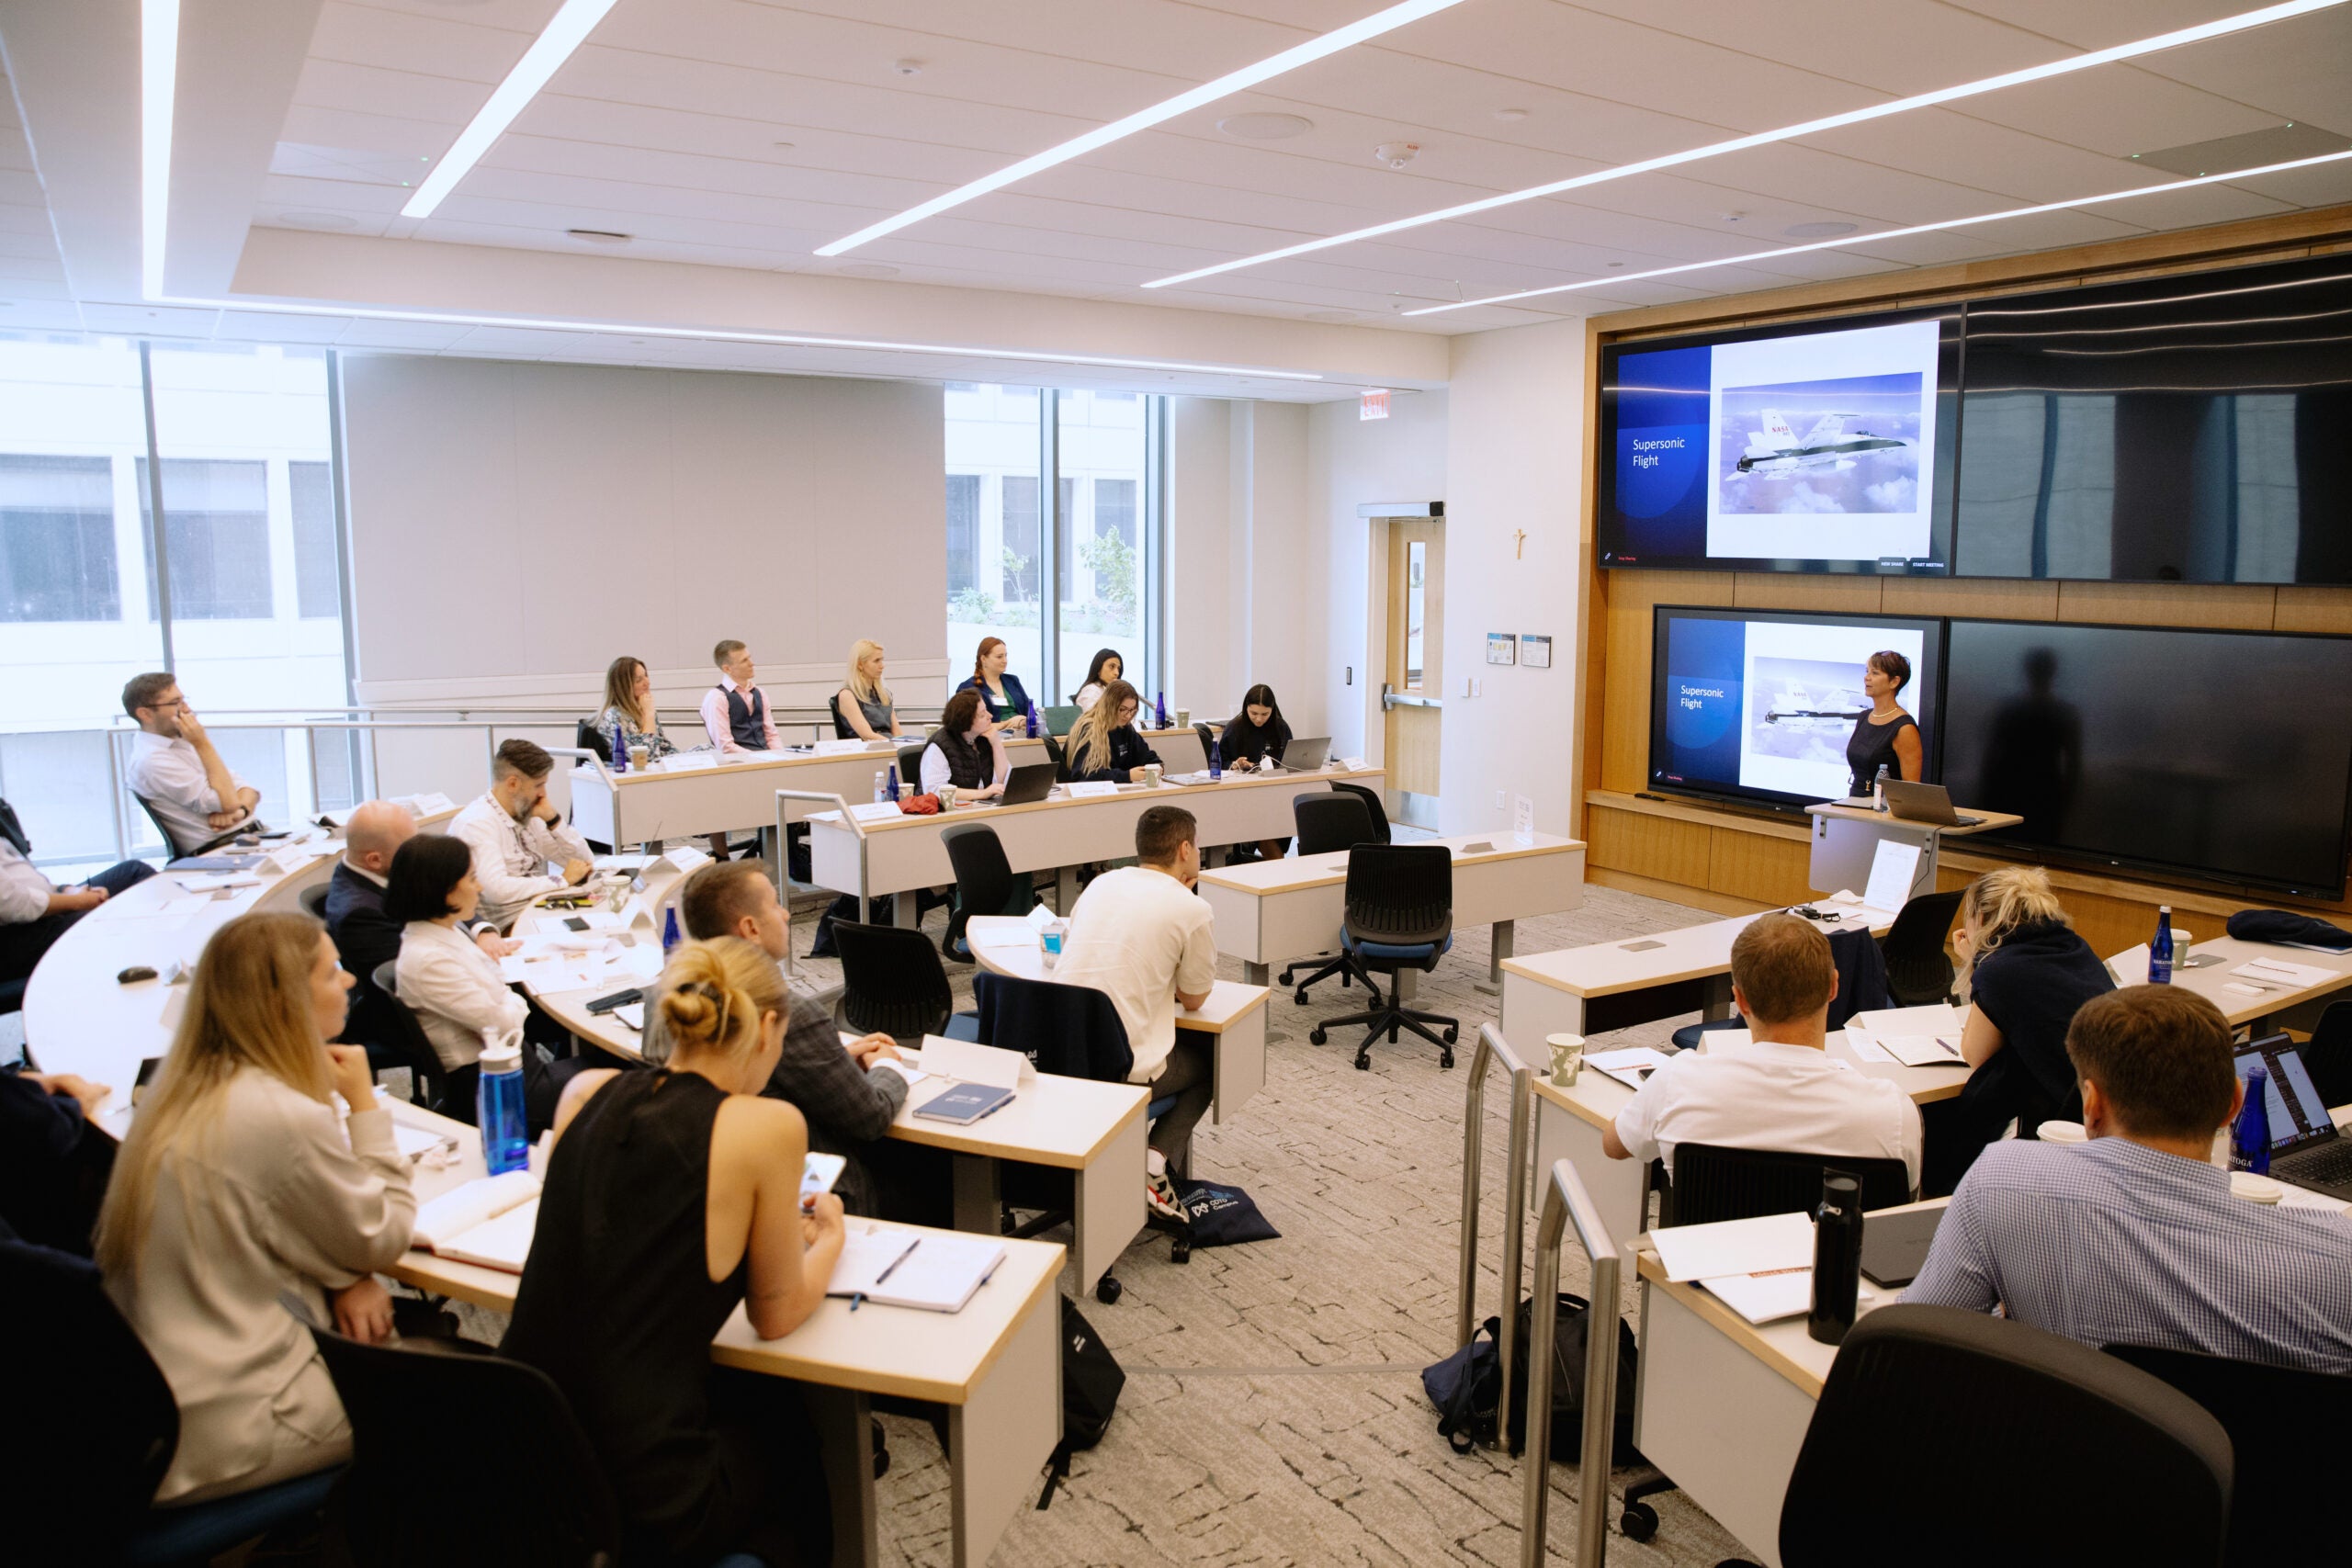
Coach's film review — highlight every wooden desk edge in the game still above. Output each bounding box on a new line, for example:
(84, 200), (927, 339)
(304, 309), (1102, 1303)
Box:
(1528, 1075), (1621, 1132)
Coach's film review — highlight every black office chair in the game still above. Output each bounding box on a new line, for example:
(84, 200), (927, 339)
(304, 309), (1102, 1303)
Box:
(0, 976), (24, 1017)
(132, 792), (248, 859)
(2302, 999), (2352, 1111)
(1041, 732), (1069, 782)
(299, 882), (331, 921)
(1281, 792), (1384, 1006)
(1879, 887), (1965, 1007)
(2105, 1341), (2352, 1565)
(1659, 1143), (1914, 1227)
(573, 718), (613, 765)
(1308, 843), (1458, 1069)
(372, 960), (456, 1117)
(830, 920), (954, 1046)
(939, 821), (1035, 963)
(0, 1236), (343, 1566)
(1781, 1306), (2232, 1567)
(1331, 781), (1391, 843)
(971, 971), (1190, 1297)
(827, 694), (855, 739)
(1668, 921), (1889, 1051)
(896, 742), (926, 789)
(1193, 721), (1218, 764)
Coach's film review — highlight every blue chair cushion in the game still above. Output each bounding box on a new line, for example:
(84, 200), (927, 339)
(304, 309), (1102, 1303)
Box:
(1343, 931), (1453, 965)
(1147, 1094), (1178, 1121)
(943, 1011), (982, 1042)
(123, 1467), (341, 1566)
(1669, 1016), (1748, 1053)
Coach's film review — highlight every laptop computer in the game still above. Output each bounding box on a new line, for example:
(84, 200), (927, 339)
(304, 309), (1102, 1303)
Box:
(999, 762), (1057, 806)
(1860, 1206), (1946, 1289)
(2233, 1034), (2352, 1201)
(1278, 737), (1330, 772)
(1881, 778), (1984, 828)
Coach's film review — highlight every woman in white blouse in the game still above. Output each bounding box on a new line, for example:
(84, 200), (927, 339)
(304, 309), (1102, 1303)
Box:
(389, 831), (529, 1092)
(97, 910), (416, 1505)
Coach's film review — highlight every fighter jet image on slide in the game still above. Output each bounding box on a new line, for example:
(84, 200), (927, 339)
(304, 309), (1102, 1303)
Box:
(1734, 412), (1910, 475)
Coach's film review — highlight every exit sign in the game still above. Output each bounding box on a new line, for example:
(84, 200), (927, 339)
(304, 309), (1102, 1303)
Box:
(1360, 389), (1390, 421)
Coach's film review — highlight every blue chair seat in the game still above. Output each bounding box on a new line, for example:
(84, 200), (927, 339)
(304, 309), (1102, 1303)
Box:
(123, 1467), (343, 1567)
(1148, 1094), (1178, 1121)
(1343, 931), (1453, 964)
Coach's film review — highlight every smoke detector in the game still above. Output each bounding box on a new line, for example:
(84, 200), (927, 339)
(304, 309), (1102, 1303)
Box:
(893, 58), (924, 76)
(1374, 142), (1420, 170)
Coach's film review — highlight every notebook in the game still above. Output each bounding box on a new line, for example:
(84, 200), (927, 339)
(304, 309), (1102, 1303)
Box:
(1860, 1206), (1946, 1288)
(914, 1083), (1016, 1123)
(827, 1225), (1006, 1313)
(412, 1170), (542, 1274)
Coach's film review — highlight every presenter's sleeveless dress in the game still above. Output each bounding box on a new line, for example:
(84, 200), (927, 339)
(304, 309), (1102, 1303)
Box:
(1847, 712), (1917, 797)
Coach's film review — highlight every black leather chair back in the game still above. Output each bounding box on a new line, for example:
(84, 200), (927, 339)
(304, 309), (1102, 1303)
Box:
(1041, 733), (1069, 782)
(1663, 1143), (1914, 1227)
(2303, 999), (2352, 1110)
(831, 920), (954, 1045)
(897, 743), (926, 786)
(1781, 1305), (2231, 1566)
(1342, 843), (1453, 950)
(941, 822), (1031, 959)
(1294, 793), (1376, 857)
(972, 970), (1133, 1083)
(828, 694), (855, 739)
(573, 719), (612, 765)
(1878, 888), (1964, 1007)
(1331, 781), (1392, 844)
(371, 960), (456, 1117)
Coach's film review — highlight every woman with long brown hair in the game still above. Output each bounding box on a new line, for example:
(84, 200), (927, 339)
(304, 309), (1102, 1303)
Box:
(98, 910), (416, 1506)
(954, 635), (1033, 735)
(595, 655), (676, 764)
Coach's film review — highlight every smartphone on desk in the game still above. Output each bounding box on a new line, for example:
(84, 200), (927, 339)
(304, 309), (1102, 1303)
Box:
(801, 1152), (847, 1211)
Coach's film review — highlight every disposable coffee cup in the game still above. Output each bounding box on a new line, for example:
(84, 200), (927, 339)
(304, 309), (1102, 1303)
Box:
(1142, 763), (1163, 787)
(1175, 707), (1191, 728)
(2037, 1120), (2087, 1145)
(628, 743), (650, 771)
(936, 784), (958, 811)
(1545, 1032), (1584, 1088)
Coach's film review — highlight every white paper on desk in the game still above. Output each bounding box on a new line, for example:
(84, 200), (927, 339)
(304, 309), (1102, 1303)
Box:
(2279, 1186), (2352, 1215)
(262, 841), (326, 875)
(969, 921), (1037, 951)
(1878, 1034), (1969, 1067)
(2233, 957), (2338, 989)
(1703, 1268), (1875, 1326)
(917, 1032), (1035, 1089)
(849, 802), (903, 824)
(1587, 1045), (1674, 1089)
(812, 739), (867, 756)
(1851, 1004), (1962, 1040)
(1862, 840), (1922, 915)
(391, 1122), (458, 1162)
(154, 893), (217, 916)
(1066, 781), (1120, 798)
(174, 873), (257, 893)
(1843, 1029), (1896, 1065)
(594, 852), (658, 873)
(158, 987), (187, 1032)
(658, 753), (718, 773)
(1654, 1209), (1815, 1284)
(1340, 757), (1367, 772)
(413, 1170), (539, 1253)
(616, 942), (664, 983)
(398, 792), (455, 817)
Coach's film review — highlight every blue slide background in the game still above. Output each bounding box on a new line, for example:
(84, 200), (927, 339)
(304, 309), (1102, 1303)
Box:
(1608, 344), (1710, 559)
(1657, 615), (1745, 787)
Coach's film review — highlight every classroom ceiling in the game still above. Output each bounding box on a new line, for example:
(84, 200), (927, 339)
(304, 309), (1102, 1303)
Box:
(257, 0), (2352, 330)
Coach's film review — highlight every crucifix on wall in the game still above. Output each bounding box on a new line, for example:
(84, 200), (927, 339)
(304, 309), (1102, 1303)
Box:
(1512, 527), (1528, 559)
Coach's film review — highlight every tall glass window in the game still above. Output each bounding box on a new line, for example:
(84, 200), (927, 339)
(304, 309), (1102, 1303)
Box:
(944, 384), (1045, 701)
(1056, 390), (1148, 707)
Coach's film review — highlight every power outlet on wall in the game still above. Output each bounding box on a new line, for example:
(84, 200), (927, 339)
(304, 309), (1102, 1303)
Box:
(1345, 666), (1352, 685)
(1493, 790), (1506, 810)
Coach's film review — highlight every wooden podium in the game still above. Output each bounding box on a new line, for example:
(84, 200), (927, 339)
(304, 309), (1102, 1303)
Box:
(1804, 798), (2023, 902)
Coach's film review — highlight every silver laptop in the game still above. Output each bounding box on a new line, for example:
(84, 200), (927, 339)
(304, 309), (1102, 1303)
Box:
(1278, 737), (1331, 772)
(1881, 778), (1983, 828)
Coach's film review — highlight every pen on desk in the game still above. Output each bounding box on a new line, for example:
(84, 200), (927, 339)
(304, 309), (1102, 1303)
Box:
(848, 1292), (865, 1313)
(874, 1237), (921, 1285)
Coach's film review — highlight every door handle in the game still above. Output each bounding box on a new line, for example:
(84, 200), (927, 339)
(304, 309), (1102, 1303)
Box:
(1381, 684), (1442, 712)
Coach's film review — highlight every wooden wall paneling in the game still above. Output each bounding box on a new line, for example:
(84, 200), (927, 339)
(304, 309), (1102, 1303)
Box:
(1878, 579), (2061, 621)
(1732, 574), (1883, 614)
(1708, 827), (1815, 907)
(1587, 802), (1712, 886)
(2054, 581), (2278, 630)
(2274, 587), (2352, 635)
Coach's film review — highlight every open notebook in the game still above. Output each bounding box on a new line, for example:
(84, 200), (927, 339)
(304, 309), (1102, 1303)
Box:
(412, 1170), (541, 1273)
(827, 1225), (1005, 1313)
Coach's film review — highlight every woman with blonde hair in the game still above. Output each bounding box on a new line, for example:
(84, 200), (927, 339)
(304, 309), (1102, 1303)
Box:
(98, 910), (416, 1505)
(503, 936), (842, 1566)
(1928, 865), (2116, 1193)
(1065, 679), (1159, 783)
(834, 638), (901, 740)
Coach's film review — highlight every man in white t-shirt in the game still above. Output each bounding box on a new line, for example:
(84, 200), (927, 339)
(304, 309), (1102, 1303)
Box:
(1603, 913), (1922, 1192)
(1053, 804), (1218, 1220)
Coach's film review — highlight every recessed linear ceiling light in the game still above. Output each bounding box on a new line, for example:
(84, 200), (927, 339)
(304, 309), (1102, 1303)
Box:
(141, 0), (181, 299)
(401, 0), (622, 220)
(813, 0), (1466, 257)
(149, 294), (1326, 381)
(1404, 150), (2352, 316)
(1146, 0), (2347, 290)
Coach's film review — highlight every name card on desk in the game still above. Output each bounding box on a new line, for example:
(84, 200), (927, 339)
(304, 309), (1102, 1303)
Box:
(813, 739), (868, 756)
(650, 845), (711, 874)
(849, 802), (903, 824)
(1340, 757), (1367, 772)
(261, 841), (327, 877)
(401, 792), (455, 817)
(1066, 781), (1120, 798)
(916, 1033), (1035, 1090)
(658, 753), (718, 773)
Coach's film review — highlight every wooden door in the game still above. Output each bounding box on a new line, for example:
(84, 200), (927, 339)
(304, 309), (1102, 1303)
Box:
(1383, 519), (1442, 826)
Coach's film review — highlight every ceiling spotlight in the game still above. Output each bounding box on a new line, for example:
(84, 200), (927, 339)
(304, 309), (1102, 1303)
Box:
(1375, 142), (1420, 169)
(567, 228), (632, 243)
(893, 58), (923, 75)
(1217, 112), (1314, 141)
(1721, 211), (1747, 223)
(1784, 220), (1858, 238)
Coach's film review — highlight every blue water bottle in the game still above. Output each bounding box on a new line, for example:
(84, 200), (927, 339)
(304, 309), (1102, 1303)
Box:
(1024, 702), (1039, 739)
(1155, 691), (1169, 729)
(1207, 738), (1222, 781)
(2148, 905), (2174, 985)
(886, 763), (900, 802)
(610, 716), (628, 774)
(2231, 1064), (2271, 1174)
(662, 903), (682, 955)
(476, 1032), (529, 1176)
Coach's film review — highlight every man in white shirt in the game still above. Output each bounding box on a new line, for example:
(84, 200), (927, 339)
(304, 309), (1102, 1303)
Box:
(1054, 804), (1219, 1219)
(448, 739), (594, 931)
(0, 796), (156, 983)
(699, 638), (780, 753)
(1603, 913), (1923, 1192)
(119, 671), (261, 854)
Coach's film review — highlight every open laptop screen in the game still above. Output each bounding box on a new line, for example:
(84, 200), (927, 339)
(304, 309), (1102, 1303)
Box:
(2233, 1035), (2336, 1154)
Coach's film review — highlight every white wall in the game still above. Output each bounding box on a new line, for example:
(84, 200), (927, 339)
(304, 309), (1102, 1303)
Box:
(1167, 396), (1235, 719)
(1439, 319), (1589, 838)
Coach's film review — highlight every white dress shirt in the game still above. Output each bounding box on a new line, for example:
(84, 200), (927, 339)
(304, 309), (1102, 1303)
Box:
(1075, 683), (1105, 711)
(0, 836), (58, 924)
(448, 792), (592, 932)
(699, 677), (779, 752)
(393, 918), (528, 1070)
(1612, 1035), (1923, 1190)
(126, 729), (251, 851)
(1053, 866), (1218, 1084)
(918, 732), (1009, 796)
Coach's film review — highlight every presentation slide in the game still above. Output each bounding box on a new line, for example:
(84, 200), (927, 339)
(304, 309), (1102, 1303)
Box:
(1657, 613), (1928, 804)
(1609, 319), (1942, 567)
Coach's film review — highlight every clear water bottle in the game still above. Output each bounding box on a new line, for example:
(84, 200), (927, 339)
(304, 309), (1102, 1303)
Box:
(477, 1032), (530, 1176)
(1872, 763), (1890, 812)
(1807, 1170), (1863, 1346)
(873, 770), (888, 803)
(610, 717), (628, 774)
(2148, 905), (2174, 985)
(885, 763), (900, 802)
(661, 903), (682, 955)
(1207, 739), (1222, 781)
(2232, 1064), (2271, 1174)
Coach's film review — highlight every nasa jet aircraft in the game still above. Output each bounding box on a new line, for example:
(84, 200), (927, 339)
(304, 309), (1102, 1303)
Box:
(1735, 412), (1908, 475)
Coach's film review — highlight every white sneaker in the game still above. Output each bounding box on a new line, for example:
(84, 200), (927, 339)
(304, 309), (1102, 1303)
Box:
(1145, 1168), (1185, 1222)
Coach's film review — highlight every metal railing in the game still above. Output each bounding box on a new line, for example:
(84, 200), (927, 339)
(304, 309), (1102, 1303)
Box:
(1459, 1021), (1539, 1447)
(1521, 1157), (1622, 1568)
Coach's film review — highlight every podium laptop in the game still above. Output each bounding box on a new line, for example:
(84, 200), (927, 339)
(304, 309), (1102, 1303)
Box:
(1882, 779), (1984, 828)
(2233, 1034), (2352, 1201)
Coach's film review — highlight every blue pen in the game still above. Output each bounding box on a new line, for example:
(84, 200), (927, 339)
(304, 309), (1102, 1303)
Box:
(848, 1292), (865, 1312)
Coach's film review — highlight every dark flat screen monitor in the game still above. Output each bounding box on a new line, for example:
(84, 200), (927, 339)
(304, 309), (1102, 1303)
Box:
(1954, 254), (2352, 583)
(1649, 605), (1943, 813)
(1941, 620), (2352, 897)
(1600, 310), (1959, 575)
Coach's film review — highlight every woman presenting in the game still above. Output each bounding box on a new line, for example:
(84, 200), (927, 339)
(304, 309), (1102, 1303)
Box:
(1847, 649), (1923, 798)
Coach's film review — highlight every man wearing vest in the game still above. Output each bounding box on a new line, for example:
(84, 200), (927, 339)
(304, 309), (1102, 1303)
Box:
(698, 639), (779, 753)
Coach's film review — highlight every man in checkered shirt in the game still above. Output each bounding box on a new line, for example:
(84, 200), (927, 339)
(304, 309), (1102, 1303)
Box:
(1909, 985), (2352, 1374)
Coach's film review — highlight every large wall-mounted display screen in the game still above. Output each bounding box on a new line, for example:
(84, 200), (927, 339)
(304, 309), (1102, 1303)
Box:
(1600, 313), (1958, 575)
(1648, 605), (1943, 812)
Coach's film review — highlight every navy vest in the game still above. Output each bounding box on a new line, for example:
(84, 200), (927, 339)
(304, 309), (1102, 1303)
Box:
(719, 683), (766, 749)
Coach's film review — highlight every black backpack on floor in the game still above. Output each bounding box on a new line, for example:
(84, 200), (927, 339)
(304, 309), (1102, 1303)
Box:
(1038, 1295), (1125, 1508)
(1422, 1292), (1642, 1466)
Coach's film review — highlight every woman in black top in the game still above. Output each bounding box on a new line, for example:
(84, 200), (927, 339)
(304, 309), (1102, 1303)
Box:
(1065, 679), (1159, 783)
(1846, 648), (1924, 797)
(919, 689), (1006, 799)
(1920, 866), (2116, 1194)
(1219, 683), (1295, 859)
(503, 938), (844, 1566)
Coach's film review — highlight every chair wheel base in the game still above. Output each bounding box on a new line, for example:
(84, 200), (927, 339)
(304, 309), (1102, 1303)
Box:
(1440, 1048), (1455, 1068)
(1171, 1237), (1192, 1264)
(1309, 1027), (1328, 1044)
(1095, 1274), (1124, 1305)
(1621, 1503), (1658, 1541)
(1295, 988), (1310, 1005)
(1354, 1047), (1372, 1070)
(1442, 1024), (1458, 1044)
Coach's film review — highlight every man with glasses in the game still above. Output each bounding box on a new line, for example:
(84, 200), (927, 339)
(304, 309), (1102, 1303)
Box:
(121, 671), (261, 855)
